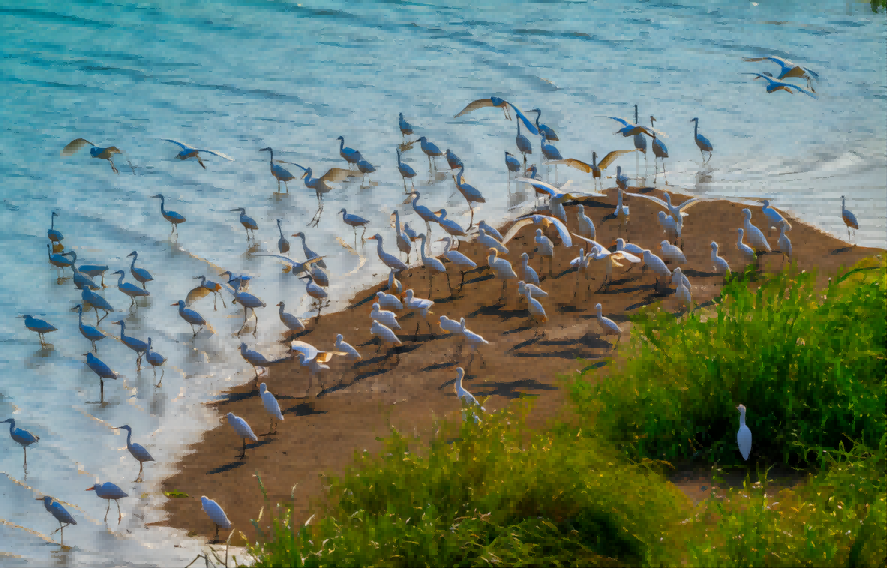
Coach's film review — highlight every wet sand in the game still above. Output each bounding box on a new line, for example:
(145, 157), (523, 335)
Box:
(150, 183), (882, 544)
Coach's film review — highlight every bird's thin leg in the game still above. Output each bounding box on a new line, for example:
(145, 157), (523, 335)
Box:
(116, 499), (122, 522)
(105, 500), (111, 522)
(108, 158), (120, 175)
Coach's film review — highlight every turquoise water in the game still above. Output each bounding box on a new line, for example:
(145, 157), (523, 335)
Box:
(1, 1), (884, 565)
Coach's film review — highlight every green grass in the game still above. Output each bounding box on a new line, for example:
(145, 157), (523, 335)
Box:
(231, 257), (885, 567)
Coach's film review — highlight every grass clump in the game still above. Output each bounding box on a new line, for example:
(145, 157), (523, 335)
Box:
(567, 258), (886, 468)
(242, 400), (693, 567)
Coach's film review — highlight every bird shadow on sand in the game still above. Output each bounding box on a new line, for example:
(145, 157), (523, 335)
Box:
(474, 379), (557, 399)
(282, 401), (326, 418)
(208, 441), (274, 475)
(210, 389), (257, 406)
(466, 303), (526, 320)
(830, 246), (855, 255)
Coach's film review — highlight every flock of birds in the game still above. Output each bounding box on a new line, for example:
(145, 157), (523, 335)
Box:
(10, 55), (863, 544)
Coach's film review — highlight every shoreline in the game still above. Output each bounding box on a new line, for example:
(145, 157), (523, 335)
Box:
(149, 182), (884, 545)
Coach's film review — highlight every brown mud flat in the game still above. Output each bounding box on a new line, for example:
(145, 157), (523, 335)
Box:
(149, 185), (881, 544)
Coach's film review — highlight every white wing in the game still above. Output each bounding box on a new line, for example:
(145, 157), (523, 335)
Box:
(624, 192), (669, 210)
(197, 148), (234, 161)
(162, 139), (195, 151)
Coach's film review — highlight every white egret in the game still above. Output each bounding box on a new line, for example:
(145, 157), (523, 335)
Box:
(275, 219), (290, 254)
(187, 275), (227, 310)
(405, 191), (440, 249)
(534, 228), (555, 277)
(777, 221), (792, 266)
(487, 247), (518, 303)
(36, 496), (76, 543)
(519, 252), (540, 286)
(641, 249), (672, 292)
(671, 267), (691, 290)
(690, 117), (714, 164)
(743, 72), (817, 97)
(841, 195), (858, 246)
(711, 242), (731, 274)
(112, 320), (148, 369)
(391, 210), (412, 262)
(458, 318), (491, 369)
(371, 321), (402, 366)
(86, 482), (128, 522)
(736, 404), (752, 461)
(145, 338), (167, 386)
(658, 210), (681, 243)
(576, 205), (595, 240)
(476, 228), (509, 256)
(436, 209), (468, 242)
(337, 135), (362, 169)
(230, 207), (258, 240)
(371, 302), (401, 329)
(295, 352), (332, 391)
(737, 228), (756, 264)
(477, 220), (503, 241)
(162, 139), (233, 169)
(742, 208), (771, 253)
(115, 425), (154, 482)
(451, 166), (487, 227)
(227, 412), (258, 459)
(595, 303), (622, 351)
(229, 288), (266, 336)
(259, 147), (295, 193)
(376, 290), (403, 311)
(61, 138), (133, 174)
(660, 241), (687, 265)
(502, 214), (572, 248)
(454, 367), (485, 423)
(112, 270), (149, 307)
(760, 200), (791, 234)
(417, 136), (443, 170)
(240, 342), (290, 384)
(403, 289), (435, 340)
(18, 314), (57, 347)
(518, 281), (549, 302)
(172, 299), (214, 336)
(524, 286), (547, 335)
(340, 208), (370, 245)
(2, 418), (39, 468)
(418, 233), (448, 296)
(259, 383), (284, 434)
(335, 334), (361, 360)
(74, 305), (106, 353)
(299, 274), (328, 323)
(201, 496), (232, 542)
(291, 231), (326, 269)
(276, 301), (306, 337)
(151, 194), (186, 235)
(439, 236), (477, 290)
(84, 352), (118, 401)
(368, 234), (408, 274)
(387, 268), (404, 294)
(126, 251), (153, 289)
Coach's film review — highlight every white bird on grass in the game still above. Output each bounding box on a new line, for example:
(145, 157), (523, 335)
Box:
(454, 366), (485, 422)
(736, 404), (752, 461)
(671, 267), (691, 290)
(777, 220), (792, 266)
(673, 280), (692, 310)
(259, 383), (284, 435)
(226, 412), (258, 459)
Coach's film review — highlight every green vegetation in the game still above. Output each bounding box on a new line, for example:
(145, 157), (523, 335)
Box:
(232, 257), (885, 567)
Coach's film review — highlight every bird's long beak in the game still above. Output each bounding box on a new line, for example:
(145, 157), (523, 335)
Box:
(368, 236), (377, 240)
(35, 497), (43, 501)
(85, 487), (95, 491)
(170, 302), (179, 306)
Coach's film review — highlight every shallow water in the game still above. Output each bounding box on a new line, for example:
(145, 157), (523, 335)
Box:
(1, 0), (884, 565)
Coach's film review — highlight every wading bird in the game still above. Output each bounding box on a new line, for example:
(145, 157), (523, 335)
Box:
(240, 342), (290, 384)
(259, 147), (295, 193)
(3, 418), (38, 469)
(776, 221), (792, 266)
(115, 424), (154, 482)
(113, 270), (150, 307)
(72, 257), (109, 288)
(371, 320), (402, 366)
(340, 208), (370, 245)
(150, 194), (186, 235)
(392, 210), (412, 262)
(741, 208), (771, 254)
(36, 495), (76, 543)
(86, 482), (128, 522)
(83, 284), (115, 324)
(487, 247), (518, 303)
(398, 112), (414, 140)
(404, 192), (439, 251)
(62, 138), (133, 174)
(162, 139), (233, 169)
(530, 108), (558, 141)
(371, 302), (401, 330)
(295, 163), (354, 223)
(69, 256), (100, 290)
(46, 243), (74, 275)
(555, 149), (634, 191)
(172, 299), (213, 336)
(760, 200), (791, 234)
(417, 136), (443, 171)
(84, 352), (118, 401)
(145, 337), (167, 385)
(300, 274), (328, 323)
(439, 236), (477, 289)
(259, 383), (284, 435)
(446, 148), (464, 170)
(47, 211), (63, 243)
(650, 117), (669, 176)
(396, 148), (417, 191)
(276, 301), (306, 337)
(228, 288), (266, 336)
(335, 334), (362, 361)
(368, 233), (409, 275)
(710, 241), (731, 274)
(74, 304), (106, 352)
(477, 220), (504, 242)
(187, 275), (227, 310)
(841, 195), (858, 246)
(201, 496), (232, 542)
(436, 209), (467, 242)
(336, 136), (362, 168)
(505, 151), (521, 176)
(404, 289), (435, 340)
(19, 314), (57, 347)
(230, 207), (258, 240)
(357, 157), (376, 186)
(736, 404), (752, 461)
(515, 120), (532, 166)
(452, 166), (486, 227)
(743, 72), (817, 98)
(291, 231), (326, 268)
(418, 233), (448, 296)
(690, 117), (713, 164)
(127, 251), (153, 289)
(226, 412), (257, 459)
(454, 96), (540, 135)
(274, 219), (290, 254)
(112, 319), (148, 369)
